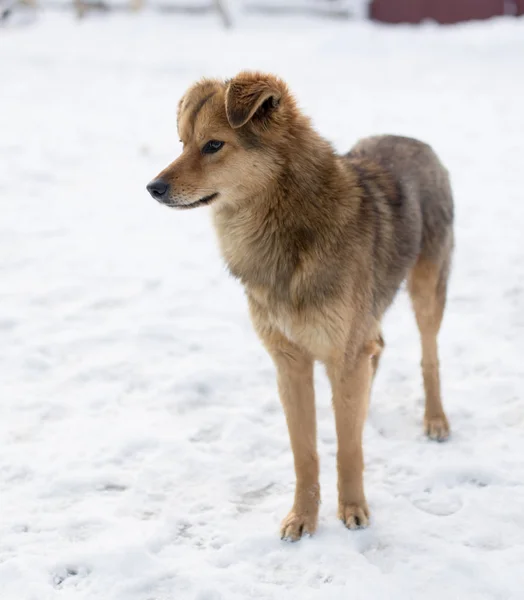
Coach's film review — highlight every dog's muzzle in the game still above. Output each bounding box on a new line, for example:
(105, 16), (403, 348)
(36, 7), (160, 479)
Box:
(146, 179), (219, 209)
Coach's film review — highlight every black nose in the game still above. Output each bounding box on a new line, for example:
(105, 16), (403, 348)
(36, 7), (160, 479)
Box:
(147, 179), (169, 201)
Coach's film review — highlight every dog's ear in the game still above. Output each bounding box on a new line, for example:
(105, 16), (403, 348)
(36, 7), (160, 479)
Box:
(225, 72), (283, 129)
(176, 94), (187, 122)
(176, 94), (186, 139)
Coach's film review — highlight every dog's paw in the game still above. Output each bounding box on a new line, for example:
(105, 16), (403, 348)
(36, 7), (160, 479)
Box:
(425, 415), (450, 442)
(338, 502), (370, 530)
(280, 510), (317, 542)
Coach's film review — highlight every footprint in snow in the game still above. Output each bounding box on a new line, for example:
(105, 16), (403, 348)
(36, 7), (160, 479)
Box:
(411, 490), (463, 516)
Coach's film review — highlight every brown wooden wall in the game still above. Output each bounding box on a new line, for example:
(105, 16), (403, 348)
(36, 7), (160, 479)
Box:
(370, 0), (522, 24)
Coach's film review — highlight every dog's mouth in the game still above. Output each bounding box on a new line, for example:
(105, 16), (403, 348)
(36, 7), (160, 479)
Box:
(171, 193), (219, 210)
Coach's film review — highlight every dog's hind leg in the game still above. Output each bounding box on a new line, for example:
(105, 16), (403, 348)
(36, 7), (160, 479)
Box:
(408, 256), (451, 441)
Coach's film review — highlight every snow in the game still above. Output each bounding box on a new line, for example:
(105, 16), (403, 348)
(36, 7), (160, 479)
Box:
(1, 11), (524, 600)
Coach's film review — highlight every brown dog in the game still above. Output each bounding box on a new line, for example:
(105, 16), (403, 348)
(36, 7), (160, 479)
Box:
(147, 72), (454, 541)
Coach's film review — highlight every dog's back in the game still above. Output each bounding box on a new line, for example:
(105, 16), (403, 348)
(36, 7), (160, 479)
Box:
(346, 135), (454, 316)
(349, 135), (454, 264)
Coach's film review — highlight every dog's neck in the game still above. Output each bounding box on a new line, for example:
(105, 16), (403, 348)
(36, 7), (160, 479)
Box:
(212, 134), (357, 305)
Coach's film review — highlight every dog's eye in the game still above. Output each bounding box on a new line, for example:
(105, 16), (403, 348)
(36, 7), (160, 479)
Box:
(202, 140), (224, 155)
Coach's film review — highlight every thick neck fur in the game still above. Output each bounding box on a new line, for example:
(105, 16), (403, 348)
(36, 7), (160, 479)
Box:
(212, 117), (362, 308)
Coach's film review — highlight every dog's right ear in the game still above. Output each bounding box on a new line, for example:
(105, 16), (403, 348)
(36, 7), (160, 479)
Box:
(225, 72), (283, 129)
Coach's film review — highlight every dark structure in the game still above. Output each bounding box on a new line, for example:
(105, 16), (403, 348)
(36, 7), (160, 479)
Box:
(370, 0), (523, 24)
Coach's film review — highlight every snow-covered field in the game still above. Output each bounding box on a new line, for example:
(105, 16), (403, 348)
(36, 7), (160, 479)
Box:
(1, 12), (524, 600)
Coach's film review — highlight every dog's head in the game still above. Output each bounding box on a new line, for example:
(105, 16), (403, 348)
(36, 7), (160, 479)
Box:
(146, 72), (298, 209)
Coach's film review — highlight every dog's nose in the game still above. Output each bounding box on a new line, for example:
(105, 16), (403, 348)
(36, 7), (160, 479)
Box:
(147, 179), (169, 201)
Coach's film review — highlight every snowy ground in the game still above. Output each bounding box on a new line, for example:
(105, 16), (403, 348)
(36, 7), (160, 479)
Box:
(1, 12), (524, 600)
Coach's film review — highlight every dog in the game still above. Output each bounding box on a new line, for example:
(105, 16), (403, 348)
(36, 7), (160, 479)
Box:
(147, 71), (454, 541)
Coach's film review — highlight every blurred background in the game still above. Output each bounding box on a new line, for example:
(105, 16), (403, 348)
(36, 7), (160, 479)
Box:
(2, 0), (524, 23)
(1, 3), (524, 600)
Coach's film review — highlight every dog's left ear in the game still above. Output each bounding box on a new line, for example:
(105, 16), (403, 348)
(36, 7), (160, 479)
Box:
(225, 72), (283, 129)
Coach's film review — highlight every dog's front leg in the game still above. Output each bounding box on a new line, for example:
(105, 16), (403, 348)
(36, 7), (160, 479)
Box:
(262, 331), (320, 541)
(326, 344), (374, 529)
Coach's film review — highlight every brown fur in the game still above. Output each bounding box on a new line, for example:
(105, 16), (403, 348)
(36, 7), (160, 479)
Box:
(147, 72), (454, 541)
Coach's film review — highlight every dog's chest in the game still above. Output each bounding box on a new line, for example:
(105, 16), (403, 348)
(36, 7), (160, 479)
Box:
(273, 308), (338, 359)
(249, 287), (341, 359)
(214, 208), (345, 358)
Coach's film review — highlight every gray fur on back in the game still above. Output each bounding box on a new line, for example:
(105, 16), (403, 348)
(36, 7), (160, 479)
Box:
(350, 135), (454, 264)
